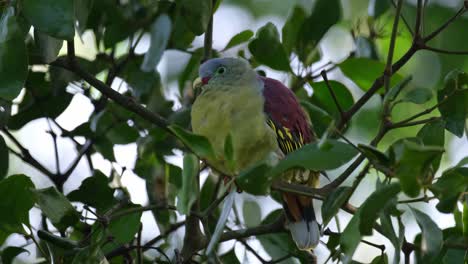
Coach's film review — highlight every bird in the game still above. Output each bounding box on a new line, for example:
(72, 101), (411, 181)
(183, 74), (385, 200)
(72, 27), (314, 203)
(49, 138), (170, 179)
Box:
(191, 57), (320, 250)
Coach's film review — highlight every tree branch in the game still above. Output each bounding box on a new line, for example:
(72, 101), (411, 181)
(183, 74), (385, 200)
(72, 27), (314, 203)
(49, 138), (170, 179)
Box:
(321, 70), (345, 120)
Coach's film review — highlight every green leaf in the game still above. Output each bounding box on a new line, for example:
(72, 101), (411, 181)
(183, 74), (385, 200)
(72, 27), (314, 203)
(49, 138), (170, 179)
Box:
(300, 101), (334, 138)
(340, 58), (403, 92)
(206, 190), (235, 255)
(219, 249), (240, 264)
(223, 30), (254, 51)
(33, 187), (80, 231)
(74, 0), (93, 35)
(0, 7), (28, 100)
(34, 28), (63, 63)
(0, 100), (11, 126)
(370, 254), (389, 264)
(108, 204), (142, 244)
(402, 88), (433, 104)
(417, 120), (445, 172)
(282, 6), (307, 55)
(248, 22), (291, 71)
(22, 0), (75, 39)
(0, 175), (35, 242)
(179, 0), (211, 35)
(243, 201), (261, 228)
(1, 246), (29, 264)
(200, 174), (217, 212)
(383, 76), (413, 104)
(236, 162), (273, 195)
(141, 14), (172, 72)
(168, 124), (216, 159)
(410, 207), (443, 262)
(391, 140), (444, 197)
(379, 207), (404, 264)
(321, 186), (352, 226)
(369, 0), (391, 18)
(270, 140), (358, 177)
(67, 171), (114, 212)
(340, 183), (401, 257)
(177, 153), (199, 215)
(296, 0), (341, 63)
(437, 70), (468, 137)
(310, 80), (354, 119)
(359, 183), (401, 235)
(0, 135), (8, 180)
(430, 167), (468, 213)
(358, 144), (391, 168)
(37, 230), (78, 250)
(94, 137), (116, 161)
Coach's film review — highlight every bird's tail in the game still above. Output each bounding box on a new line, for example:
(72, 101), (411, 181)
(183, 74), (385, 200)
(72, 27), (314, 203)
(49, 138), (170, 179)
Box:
(282, 192), (321, 250)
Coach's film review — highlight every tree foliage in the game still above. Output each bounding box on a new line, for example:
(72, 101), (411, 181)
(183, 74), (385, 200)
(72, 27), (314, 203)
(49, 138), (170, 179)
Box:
(1, 0), (468, 263)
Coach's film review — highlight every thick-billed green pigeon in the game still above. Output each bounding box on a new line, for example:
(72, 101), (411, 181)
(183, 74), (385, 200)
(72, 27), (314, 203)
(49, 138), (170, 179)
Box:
(191, 57), (320, 250)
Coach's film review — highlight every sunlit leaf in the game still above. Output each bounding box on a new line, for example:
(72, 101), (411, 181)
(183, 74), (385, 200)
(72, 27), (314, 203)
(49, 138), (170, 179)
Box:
(243, 200), (261, 227)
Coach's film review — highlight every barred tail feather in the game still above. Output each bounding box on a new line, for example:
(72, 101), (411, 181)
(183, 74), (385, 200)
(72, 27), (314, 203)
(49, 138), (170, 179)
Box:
(283, 193), (321, 250)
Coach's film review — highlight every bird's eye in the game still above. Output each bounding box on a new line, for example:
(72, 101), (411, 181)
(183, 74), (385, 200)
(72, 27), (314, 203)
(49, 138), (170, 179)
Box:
(217, 66), (226, 74)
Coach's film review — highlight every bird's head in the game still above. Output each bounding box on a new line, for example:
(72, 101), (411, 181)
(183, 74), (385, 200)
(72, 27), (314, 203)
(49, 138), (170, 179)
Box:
(193, 58), (258, 91)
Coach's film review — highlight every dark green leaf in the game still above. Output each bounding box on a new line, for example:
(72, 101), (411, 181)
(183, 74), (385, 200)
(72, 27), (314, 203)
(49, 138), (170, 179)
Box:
(341, 183), (401, 256)
(74, 0), (94, 35)
(248, 22), (291, 71)
(168, 124), (216, 159)
(310, 80), (354, 119)
(370, 254), (389, 264)
(282, 6), (307, 54)
(370, 0), (391, 18)
(0, 175), (35, 243)
(34, 28), (63, 63)
(200, 174), (217, 212)
(402, 88), (433, 104)
(383, 76), (413, 104)
(322, 186), (352, 226)
(0, 135), (8, 180)
(108, 204), (142, 244)
(300, 101), (334, 138)
(417, 120), (445, 172)
(72, 244), (107, 264)
(443, 248), (466, 264)
(206, 190), (235, 255)
(430, 167), (468, 213)
(391, 140), (444, 197)
(0, 100), (11, 126)
(271, 140), (358, 177)
(219, 249), (239, 264)
(179, 0), (211, 35)
(359, 183), (401, 235)
(437, 70), (468, 137)
(177, 153), (199, 214)
(33, 187), (80, 231)
(22, 0), (75, 39)
(236, 162), (272, 195)
(0, 7), (28, 100)
(243, 201), (261, 228)
(1, 246), (29, 264)
(358, 144), (391, 167)
(178, 48), (203, 92)
(94, 137), (116, 161)
(340, 58), (403, 92)
(410, 207), (443, 262)
(141, 14), (172, 72)
(223, 30), (254, 51)
(67, 171), (114, 212)
(296, 0), (341, 63)
(37, 230), (78, 250)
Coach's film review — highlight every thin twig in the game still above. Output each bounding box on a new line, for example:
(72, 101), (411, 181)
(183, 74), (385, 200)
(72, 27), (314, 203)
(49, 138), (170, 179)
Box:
(384, 0), (404, 93)
(321, 70), (345, 119)
(422, 45), (468, 55)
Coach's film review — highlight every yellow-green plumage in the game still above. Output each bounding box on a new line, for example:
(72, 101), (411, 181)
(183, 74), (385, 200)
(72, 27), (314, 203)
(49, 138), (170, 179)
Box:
(191, 83), (277, 175)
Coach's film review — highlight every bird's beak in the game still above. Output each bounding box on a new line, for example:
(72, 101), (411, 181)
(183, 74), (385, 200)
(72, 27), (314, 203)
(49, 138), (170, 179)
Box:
(193, 77), (203, 90)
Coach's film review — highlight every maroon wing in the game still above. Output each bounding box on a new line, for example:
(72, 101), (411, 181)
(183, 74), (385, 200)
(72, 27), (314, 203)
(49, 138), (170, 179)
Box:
(262, 76), (320, 250)
(261, 76), (313, 153)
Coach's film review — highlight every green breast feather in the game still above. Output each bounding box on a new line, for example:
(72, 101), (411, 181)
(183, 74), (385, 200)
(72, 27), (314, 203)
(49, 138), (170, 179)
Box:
(191, 84), (277, 175)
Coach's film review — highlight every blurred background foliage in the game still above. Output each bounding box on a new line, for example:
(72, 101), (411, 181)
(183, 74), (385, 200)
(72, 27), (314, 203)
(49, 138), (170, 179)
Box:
(0, 0), (468, 263)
